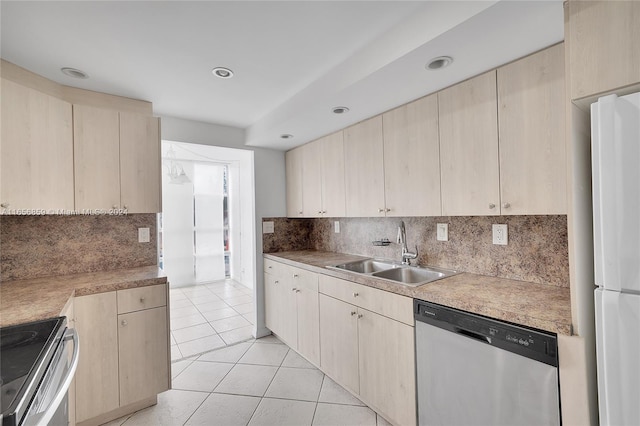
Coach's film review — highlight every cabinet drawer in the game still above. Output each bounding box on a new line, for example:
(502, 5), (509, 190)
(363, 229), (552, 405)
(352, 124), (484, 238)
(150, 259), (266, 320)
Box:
(117, 284), (167, 314)
(292, 267), (318, 292)
(319, 275), (413, 326)
(264, 258), (289, 277)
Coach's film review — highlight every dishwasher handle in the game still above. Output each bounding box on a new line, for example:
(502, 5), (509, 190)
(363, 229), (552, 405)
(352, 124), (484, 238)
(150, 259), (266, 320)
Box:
(455, 327), (492, 344)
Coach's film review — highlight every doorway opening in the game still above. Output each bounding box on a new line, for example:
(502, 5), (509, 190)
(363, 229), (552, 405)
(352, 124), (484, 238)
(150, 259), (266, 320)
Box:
(160, 141), (255, 288)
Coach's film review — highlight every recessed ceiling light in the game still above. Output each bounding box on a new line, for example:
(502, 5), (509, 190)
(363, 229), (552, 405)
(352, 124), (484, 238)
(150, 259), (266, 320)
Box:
(426, 56), (453, 71)
(212, 67), (234, 79)
(332, 106), (350, 114)
(280, 134), (293, 139)
(61, 67), (89, 79)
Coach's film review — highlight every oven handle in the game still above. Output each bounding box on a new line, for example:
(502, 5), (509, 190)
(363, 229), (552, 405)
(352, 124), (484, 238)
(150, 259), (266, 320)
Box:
(39, 328), (80, 426)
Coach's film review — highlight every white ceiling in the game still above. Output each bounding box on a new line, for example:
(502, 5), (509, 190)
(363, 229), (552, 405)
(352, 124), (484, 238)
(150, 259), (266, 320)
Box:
(1, 1), (564, 151)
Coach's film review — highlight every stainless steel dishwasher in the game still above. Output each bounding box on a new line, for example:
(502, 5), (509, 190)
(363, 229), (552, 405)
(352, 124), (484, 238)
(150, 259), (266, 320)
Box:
(414, 299), (560, 426)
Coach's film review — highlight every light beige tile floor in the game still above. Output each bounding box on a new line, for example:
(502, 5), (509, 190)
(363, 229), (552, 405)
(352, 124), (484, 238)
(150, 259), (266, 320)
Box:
(169, 281), (255, 361)
(105, 336), (394, 426)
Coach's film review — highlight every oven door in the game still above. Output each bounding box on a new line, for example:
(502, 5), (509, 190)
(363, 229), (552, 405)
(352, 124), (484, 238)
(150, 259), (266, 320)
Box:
(22, 328), (79, 426)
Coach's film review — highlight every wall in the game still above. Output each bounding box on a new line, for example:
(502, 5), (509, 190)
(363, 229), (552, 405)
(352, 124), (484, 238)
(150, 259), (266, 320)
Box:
(1, 214), (157, 281)
(263, 215), (570, 287)
(161, 116), (287, 338)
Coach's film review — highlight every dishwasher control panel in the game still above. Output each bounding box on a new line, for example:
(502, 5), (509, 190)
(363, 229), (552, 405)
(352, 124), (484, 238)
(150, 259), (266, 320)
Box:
(414, 299), (558, 367)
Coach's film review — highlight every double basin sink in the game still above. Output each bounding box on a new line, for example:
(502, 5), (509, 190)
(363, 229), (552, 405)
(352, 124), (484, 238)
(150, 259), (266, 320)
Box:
(328, 258), (458, 287)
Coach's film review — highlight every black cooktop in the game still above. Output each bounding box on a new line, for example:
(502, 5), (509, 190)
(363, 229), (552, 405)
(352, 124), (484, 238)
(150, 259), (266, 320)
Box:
(1, 317), (65, 425)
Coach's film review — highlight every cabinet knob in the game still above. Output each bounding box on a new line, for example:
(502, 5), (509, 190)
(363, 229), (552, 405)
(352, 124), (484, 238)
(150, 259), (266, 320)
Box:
(299, 211), (303, 215)
(121, 320), (128, 326)
(378, 208), (384, 213)
(274, 280), (279, 284)
(357, 314), (363, 319)
(112, 204), (118, 209)
(351, 311), (357, 316)
(1, 203), (9, 208)
(123, 205), (128, 210)
(503, 203), (511, 209)
(140, 297), (145, 303)
(489, 203), (496, 209)
(296, 289), (301, 293)
(291, 287), (297, 292)
(322, 210), (327, 214)
(385, 208), (391, 212)
(293, 274), (299, 278)
(268, 266), (272, 269)
(318, 210), (323, 214)
(353, 292), (359, 297)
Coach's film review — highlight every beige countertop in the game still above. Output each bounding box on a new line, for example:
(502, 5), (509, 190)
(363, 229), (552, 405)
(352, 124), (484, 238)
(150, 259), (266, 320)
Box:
(0, 265), (167, 327)
(265, 250), (572, 335)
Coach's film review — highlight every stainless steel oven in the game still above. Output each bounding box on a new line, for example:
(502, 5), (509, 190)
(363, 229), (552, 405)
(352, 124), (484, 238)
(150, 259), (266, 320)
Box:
(1, 317), (79, 426)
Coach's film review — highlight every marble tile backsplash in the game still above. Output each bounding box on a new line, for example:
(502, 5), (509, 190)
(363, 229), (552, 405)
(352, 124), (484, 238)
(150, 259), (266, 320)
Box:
(1, 214), (158, 282)
(263, 216), (569, 287)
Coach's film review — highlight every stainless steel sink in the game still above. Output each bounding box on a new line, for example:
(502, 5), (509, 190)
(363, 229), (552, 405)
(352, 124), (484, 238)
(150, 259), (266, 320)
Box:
(372, 267), (447, 284)
(331, 259), (399, 274)
(327, 258), (458, 287)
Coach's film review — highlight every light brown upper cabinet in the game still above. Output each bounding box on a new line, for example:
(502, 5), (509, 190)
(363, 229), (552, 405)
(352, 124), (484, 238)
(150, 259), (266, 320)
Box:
(498, 43), (567, 215)
(285, 147), (304, 218)
(119, 112), (161, 213)
(383, 93), (441, 217)
(73, 104), (121, 211)
(74, 105), (161, 213)
(344, 116), (386, 217)
(568, 0), (640, 100)
(439, 71), (501, 216)
(302, 131), (346, 218)
(1, 79), (74, 212)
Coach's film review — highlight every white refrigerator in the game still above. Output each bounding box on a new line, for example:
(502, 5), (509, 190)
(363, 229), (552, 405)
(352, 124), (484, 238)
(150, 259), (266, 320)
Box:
(592, 92), (640, 426)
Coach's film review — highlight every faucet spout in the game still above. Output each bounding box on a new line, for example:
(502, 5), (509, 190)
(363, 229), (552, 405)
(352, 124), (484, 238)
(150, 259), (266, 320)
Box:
(398, 221), (418, 265)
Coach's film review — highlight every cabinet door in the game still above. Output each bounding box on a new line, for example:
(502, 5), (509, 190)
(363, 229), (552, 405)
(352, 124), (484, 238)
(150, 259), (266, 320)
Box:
(285, 147), (304, 218)
(383, 93), (441, 216)
(118, 306), (169, 406)
(358, 309), (416, 426)
(119, 113), (161, 213)
(320, 131), (346, 217)
(74, 292), (119, 423)
(344, 116), (386, 217)
(1, 79), (74, 211)
(73, 104), (121, 211)
(439, 71), (500, 216)
(293, 269), (320, 366)
(319, 294), (359, 395)
(264, 273), (281, 334)
(498, 43), (567, 215)
(302, 141), (323, 218)
(568, 0), (640, 100)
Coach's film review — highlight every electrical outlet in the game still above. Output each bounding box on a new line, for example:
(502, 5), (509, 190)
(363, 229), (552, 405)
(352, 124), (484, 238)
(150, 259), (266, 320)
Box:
(437, 223), (449, 241)
(138, 227), (150, 243)
(492, 224), (508, 245)
(263, 221), (275, 234)
(334, 221), (340, 233)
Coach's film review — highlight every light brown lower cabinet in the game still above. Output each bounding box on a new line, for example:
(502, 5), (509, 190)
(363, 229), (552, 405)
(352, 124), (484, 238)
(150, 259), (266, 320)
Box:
(74, 284), (170, 425)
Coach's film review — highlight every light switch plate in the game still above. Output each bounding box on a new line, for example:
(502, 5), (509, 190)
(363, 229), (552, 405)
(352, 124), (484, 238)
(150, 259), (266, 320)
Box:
(138, 227), (150, 243)
(334, 221), (340, 233)
(263, 221), (275, 234)
(437, 223), (448, 241)
(492, 224), (508, 245)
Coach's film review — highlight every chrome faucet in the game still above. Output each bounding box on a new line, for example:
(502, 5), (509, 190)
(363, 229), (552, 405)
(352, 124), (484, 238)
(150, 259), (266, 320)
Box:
(397, 221), (418, 265)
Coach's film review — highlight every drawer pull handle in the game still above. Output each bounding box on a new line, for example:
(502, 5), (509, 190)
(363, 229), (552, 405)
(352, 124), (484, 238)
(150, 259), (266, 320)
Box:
(121, 320), (128, 326)
(353, 292), (359, 297)
(351, 311), (357, 316)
